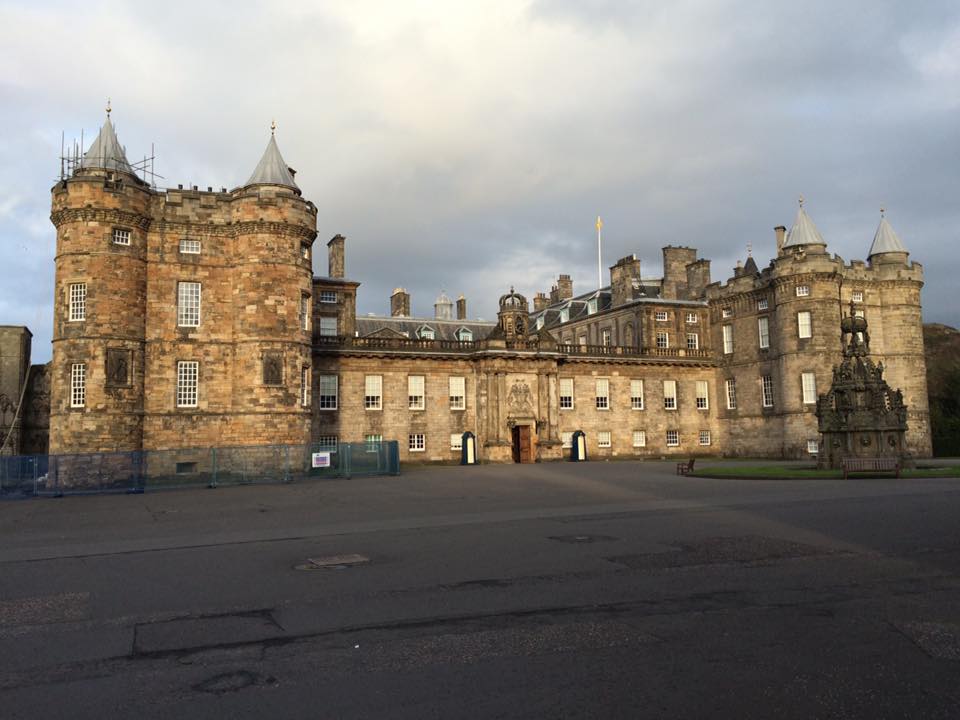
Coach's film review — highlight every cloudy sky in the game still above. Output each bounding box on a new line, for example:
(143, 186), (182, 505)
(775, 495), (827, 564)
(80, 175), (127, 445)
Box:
(1, 0), (958, 361)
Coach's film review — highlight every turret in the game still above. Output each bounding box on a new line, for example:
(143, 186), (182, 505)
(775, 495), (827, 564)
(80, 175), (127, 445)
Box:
(781, 198), (828, 256)
(497, 287), (530, 340)
(867, 211), (909, 267)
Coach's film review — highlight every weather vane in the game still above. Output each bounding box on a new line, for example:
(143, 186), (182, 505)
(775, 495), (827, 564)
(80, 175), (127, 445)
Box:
(106, 97), (112, 117)
(271, 119), (276, 136)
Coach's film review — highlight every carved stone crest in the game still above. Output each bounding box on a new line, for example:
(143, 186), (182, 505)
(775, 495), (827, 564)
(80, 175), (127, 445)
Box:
(507, 379), (534, 415)
(105, 348), (131, 387)
(262, 353), (283, 386)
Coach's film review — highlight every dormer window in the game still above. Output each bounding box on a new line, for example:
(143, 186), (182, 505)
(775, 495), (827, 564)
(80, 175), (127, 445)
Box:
(559, 308), (569, 323)
(419, 326), (435, 340)
(456, 328), (473, 341)
(536, 316), (544, 330)
(587, 298), (598, 315)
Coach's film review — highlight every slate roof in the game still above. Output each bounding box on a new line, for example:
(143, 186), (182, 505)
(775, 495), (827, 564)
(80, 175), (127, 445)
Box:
(356, 315), (496, 341)
(80, 117), (134, 174)
(783, 205), (827, 248)
(246, 134), (299, 190)
(868, 216), (908, 256)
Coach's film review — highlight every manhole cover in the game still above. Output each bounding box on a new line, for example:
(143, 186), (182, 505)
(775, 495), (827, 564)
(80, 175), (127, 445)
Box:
(548, 534), (618, 544)
(294, 553), (370, 571)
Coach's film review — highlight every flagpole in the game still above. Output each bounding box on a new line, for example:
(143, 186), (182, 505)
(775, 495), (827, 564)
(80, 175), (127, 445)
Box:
(596, 216), (603, 289)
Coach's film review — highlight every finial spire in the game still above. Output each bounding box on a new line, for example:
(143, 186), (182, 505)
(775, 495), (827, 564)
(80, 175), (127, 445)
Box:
(270, 119), (276, 136)
(106, 97), (112, 117)
(747, 241), (753, 257)
(880, 206), (885, 218)
(798, 194), (804, 208)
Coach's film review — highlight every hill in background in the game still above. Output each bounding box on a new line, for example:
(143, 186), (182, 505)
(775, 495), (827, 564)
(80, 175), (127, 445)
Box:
(924, 323), (960, 456)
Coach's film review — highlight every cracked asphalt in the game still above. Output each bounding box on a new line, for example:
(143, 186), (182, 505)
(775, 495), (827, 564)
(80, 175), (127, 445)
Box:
(2, 460), (960, 718)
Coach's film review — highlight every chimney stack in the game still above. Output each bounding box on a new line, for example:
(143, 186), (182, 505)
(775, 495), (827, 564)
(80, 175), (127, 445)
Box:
(456, 295), (467, 320)
(533, 292), (550, 312)
(327, 234), (345, 278)
(774, 226), (786, 255)
(390, 288), (410, 317)
(556, 274), (573, 301)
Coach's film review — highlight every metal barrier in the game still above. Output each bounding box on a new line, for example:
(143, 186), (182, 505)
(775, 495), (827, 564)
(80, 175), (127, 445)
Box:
(0, 442), (401, 498)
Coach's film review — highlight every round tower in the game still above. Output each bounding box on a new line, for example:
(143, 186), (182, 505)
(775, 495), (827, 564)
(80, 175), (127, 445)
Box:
(229, 124), (317, 445)
(497, 288), (530, 340)
(49, 106), (150, 454)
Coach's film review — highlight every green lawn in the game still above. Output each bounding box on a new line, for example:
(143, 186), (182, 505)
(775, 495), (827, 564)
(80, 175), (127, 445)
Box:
(692, 465), (960, 480)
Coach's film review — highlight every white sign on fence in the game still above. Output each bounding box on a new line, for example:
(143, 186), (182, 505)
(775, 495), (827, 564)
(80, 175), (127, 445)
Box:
(311, 452), (331, 468)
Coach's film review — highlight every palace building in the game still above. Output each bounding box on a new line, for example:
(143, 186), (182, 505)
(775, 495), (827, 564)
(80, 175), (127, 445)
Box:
(32, 110), (931, 464)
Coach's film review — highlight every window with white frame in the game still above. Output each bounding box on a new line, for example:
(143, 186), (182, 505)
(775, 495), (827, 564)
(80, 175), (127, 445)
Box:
(587, 298), (598, 314)
(761, 375), (774, 408)
(722, 324), (734, 354)
(179, 238), (201, 254)
(457, 328), (473, 341)
(301, 245), (310, 260)
(666, 429), (679, 447)
(655, 311), (668, 322)
(177, 282), (201, 327)
(536, 316), (544, 330)
(449, 376), (466, 410)
(365, 434), (382, 452)
(112, 228), (131, 245)
(663, 380), (677, 410)
(633, 430), (646, 447)
(317, 435), (338, 453)
(758, 316), (770, 349)
(318, 374), (338, 409)
(561, 432), (573, 449)
(630, 379), (644, 410)
(807, 439), (820, 454)
(319, 290), (337, 303)
(301, 366), (310, 407)
(696, 380), (709, 410)
(70, 363), (86, 407)
(364, 375), (382, 410)
(852, 290), (863, 303)
(176, 361), (199, 408)
(408, 375), (425, 410)
(686, 312), (698, 324)
(559, 308), (569, 323)
(319, 317), (337, 337)
(595, 378), (609, 410)
(300, 295), (310, 331)
(699, 430), (711, 446)
(450, 433), (463, 451)
(797, 311), (812, 339)
(725, 378), (737, 409)
(601, 329), (611, 346)
(419, 326), (435, 340)
(560, 378), (574, 409)
(722, 308), (733, 319)
(801, 372), (817, 405)
(796, 285), (810, 297)
(757, 298), (768, 311)
(598, 431), (611, 448)
(68, 283), (86, 321)
(656, 331), (669, 349)
(409, 433), (425, 452)
(686, 333), (699, 350)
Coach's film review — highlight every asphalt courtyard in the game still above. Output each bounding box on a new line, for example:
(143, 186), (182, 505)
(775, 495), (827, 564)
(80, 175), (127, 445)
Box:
(2, 460), (960, 718)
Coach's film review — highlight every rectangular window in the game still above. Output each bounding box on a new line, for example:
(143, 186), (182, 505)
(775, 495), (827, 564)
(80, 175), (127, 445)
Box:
(319, 317), (337, 337)
(699, 430), (711, 446)
(320, 290), (337, 303)
(559, 378), (574, 409)
(630, 379), (644, 410)
(408, 375), (425, 410)
(68, 283), (86, 321)
(536, 316), (544, 330)
(655, 311), (668, 322)
(686, 312), (698, 324)
(112, 228), (131, 245)
(364, 375), (382, 410)
(725, 379), (737, 410)
(318, 374), (338, 410)
(450, 433), (463, 451)
(301, 366), (311, 407)
(317, 435), (338, 453)
(300, 295), (310, 331)
(179, 238), (201, 254)
(722, 308), (733, 319)
(663, 380), (677, 410)
(801, 372), (817, 405)
(559, 308), (569, 323)
(601, 329), (611, 346)
(70, 363), (86, 407)
(797, 311), (812, 339)
(696, 380), (709, 409)
(852, 291), (863, 303)
(796, 285), (810, 297)
(761, 375), (774, 408)
(757, 298), (768, 311)
(595, 378), (609, 410)
(656, 331), (669, 349)
(409, 433), (425, 452)
(666, 429), (679, 447)
(578, 335), (587, 347)
(807, 439), (820, 454)
(177, 282), (201, 327)
(176, 361), (198, 408)
(758, 316), (770, 349)
(449, 376), (466, 410)
(587, 298), (598, 314)
(561, 432), (573, 449)
(686, 333), (699, 350)
(722, 325), (734, 354)
(365, 434), (382, 452)
(598, 431), (611, 448)
(301, 244), (310, 260)
(632, 430), (646, 448)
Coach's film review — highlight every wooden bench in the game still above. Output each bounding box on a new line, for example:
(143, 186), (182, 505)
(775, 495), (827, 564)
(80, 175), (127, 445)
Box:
(676, 458), (695, 475)
(841, 456), (901, 479)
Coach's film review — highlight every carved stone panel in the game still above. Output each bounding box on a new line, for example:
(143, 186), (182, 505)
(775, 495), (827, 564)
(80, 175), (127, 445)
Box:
(262, 353), (284, 386)
(105, 348), (132, 387)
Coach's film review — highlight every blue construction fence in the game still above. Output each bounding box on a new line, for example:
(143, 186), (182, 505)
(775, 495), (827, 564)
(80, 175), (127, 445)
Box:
(0, 441), (400, 498)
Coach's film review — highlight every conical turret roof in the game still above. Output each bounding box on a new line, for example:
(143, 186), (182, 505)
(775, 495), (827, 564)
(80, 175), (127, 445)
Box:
(80, 115), (134, 174)
(246, 132), (299, 190)
(868, 215), (908, 257)
(783, 203), (826, 248)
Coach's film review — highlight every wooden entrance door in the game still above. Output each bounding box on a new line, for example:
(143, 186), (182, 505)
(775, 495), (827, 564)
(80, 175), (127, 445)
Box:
(511, 425), (534, 463)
